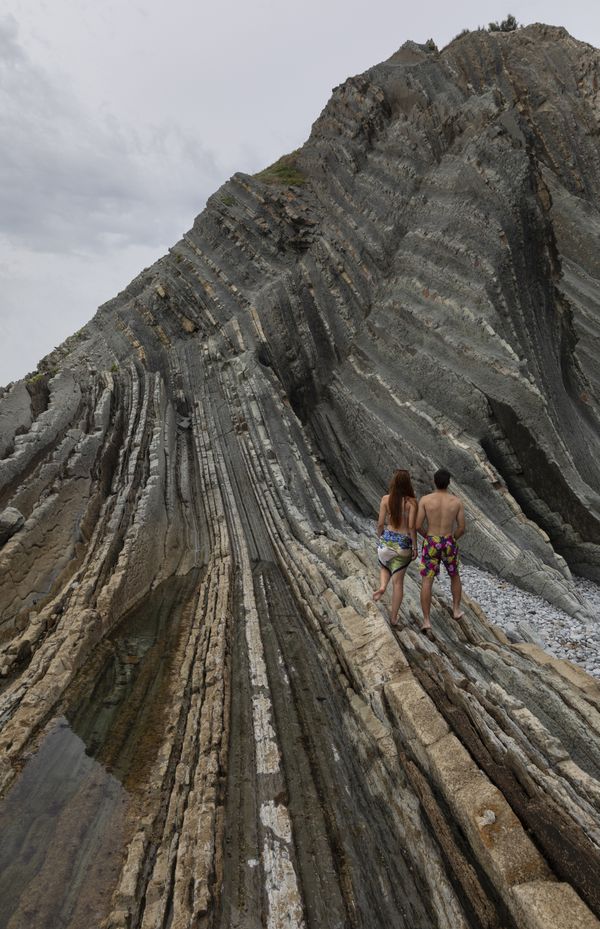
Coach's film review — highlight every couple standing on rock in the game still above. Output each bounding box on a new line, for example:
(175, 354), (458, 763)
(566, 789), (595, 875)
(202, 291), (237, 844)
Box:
(373, 468), (465, 637)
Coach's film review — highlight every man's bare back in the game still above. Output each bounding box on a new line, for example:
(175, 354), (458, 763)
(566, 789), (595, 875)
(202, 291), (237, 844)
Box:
(416, 469), (466, 632)
(417, 491), (464, 539)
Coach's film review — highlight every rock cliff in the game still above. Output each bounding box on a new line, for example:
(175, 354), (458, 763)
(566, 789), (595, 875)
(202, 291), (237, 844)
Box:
(1, 22), (600, 929)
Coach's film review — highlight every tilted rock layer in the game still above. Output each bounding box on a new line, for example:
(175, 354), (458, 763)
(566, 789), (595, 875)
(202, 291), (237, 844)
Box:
(1, 22), (600, 929)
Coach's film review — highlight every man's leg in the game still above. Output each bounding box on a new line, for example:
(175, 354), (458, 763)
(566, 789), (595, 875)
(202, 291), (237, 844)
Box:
(420, 576), (434, 629)
(450, 573), (464, 619)
(390, 571), (405, 626)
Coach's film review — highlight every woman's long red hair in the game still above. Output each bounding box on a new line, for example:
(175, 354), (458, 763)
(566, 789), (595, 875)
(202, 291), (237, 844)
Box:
(388, 469), (415, 525)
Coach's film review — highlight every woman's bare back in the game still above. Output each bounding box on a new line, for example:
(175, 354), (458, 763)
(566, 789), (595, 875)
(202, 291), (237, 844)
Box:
(381, 493), (417, 533)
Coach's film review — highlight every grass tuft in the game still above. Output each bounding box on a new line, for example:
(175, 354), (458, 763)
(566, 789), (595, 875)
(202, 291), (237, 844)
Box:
(255, 151), (306, 187)
(26, 372), (47, 386)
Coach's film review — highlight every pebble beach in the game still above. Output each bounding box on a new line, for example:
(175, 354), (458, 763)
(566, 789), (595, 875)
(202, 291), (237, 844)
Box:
(436, 564), (600, 680)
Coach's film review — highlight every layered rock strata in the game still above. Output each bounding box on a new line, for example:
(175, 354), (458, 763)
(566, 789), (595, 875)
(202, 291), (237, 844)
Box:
(1, 21), (600, 929)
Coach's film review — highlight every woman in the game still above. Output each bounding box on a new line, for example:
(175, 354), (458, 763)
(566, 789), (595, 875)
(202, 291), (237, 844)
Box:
(373, 469), (418, 626)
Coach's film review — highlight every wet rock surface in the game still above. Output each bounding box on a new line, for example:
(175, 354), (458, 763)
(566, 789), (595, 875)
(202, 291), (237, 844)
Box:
(1, 22), (600, 929)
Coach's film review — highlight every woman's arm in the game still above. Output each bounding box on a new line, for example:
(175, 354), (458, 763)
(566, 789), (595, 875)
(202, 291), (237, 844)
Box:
(376, 496), (387, 537)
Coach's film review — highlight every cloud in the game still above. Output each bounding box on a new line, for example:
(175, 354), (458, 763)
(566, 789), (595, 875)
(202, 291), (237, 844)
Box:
(0, 10), (266, 386)
(0, 13), (24, 63)
(0, 13), (225, 256)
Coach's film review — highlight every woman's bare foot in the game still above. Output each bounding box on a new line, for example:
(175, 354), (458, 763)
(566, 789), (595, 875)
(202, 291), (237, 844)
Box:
(453, 610), (465, 620)
(373, 587), (386, 602)
(390, 615), (399, 627)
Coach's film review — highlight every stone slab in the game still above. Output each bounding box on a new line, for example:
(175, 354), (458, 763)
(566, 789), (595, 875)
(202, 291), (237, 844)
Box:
(513, 643), (600, 702)
(385, 676), (449, 748)
(428, 733), (551, 890)
(512, 881), (600, 929)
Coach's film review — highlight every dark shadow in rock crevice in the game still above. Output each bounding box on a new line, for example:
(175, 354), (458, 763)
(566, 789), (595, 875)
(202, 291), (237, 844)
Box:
(0, 569), (200, 929)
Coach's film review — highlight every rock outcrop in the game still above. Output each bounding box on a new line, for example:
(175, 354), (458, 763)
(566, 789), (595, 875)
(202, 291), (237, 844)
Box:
(1, 22), (600, 929)
(0, 508), (24, 548)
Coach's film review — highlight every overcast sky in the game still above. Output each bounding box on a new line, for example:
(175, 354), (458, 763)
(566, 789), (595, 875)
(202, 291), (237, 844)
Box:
(1, 0), (599, 385)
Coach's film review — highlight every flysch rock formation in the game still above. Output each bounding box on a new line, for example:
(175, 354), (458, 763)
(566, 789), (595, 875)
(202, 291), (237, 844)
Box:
(1, 21), (600, 929)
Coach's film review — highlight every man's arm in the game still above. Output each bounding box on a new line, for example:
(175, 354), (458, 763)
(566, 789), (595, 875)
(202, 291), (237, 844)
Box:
(376, 496), (387, 537)
(416, 498), (427, 538)
(454, 500), (466, 540)
(407, 499), (418, 558)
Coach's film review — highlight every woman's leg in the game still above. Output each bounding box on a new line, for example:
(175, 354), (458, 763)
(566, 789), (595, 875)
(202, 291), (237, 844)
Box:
(373, 566), (390, 601)
(389, 570), (405, 626)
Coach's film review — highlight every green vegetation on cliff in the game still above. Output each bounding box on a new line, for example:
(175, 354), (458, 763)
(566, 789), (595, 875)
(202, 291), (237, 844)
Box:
(255, 151), (305, 186)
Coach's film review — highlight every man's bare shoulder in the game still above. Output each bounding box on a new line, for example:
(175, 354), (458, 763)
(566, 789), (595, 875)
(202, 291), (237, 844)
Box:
(446, 494), (462, 515)
(420, 493), (435, 504)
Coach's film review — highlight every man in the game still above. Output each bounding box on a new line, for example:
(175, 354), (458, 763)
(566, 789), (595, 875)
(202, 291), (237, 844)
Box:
(416, 469), (465, 636)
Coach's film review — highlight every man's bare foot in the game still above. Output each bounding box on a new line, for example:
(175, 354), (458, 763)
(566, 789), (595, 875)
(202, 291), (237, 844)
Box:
(373, 587), (386, 602)
(453, 610), (465, 620)
(390, 615), (399, 627)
